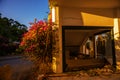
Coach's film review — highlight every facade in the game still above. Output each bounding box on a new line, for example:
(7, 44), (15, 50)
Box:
(49, 0), (120, 73)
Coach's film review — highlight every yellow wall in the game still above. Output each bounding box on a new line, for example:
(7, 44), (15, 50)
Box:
(114, 8), (120, 62)
(61, 7), (114, 26)
(52, 6), (63, 73)
(53, 5), (120, 73)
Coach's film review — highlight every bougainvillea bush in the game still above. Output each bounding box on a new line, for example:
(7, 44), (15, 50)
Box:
(20, 20), (56, 75)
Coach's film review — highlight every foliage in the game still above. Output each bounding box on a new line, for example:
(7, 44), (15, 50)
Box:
(0, 14), (27, 42)
(0, 13), (27, 56)
(20, 20), (57, 75)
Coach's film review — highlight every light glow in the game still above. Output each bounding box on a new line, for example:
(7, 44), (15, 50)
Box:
(52, 57), (56, 72)
(114, 18), (119, 39)
(52, 7), (55, 22)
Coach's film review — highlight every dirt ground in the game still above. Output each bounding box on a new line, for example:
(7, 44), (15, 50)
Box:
(48, 72), (120, 80)
(45, 64), (120, 80)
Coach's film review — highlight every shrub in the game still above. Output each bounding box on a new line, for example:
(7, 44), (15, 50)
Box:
(20, 20), (57, 75)
(0, 35), (19, 56)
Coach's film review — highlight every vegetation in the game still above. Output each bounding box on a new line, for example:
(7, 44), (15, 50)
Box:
(0, 13), (27, 56)
(19, 19), (58, 79)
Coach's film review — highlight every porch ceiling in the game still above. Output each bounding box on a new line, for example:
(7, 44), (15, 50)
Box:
(65, 29), (109, 46)
(57, 0), (120, 8)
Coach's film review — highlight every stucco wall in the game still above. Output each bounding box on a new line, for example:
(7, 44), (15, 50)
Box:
(61, 7), (114, 26)
(114, 8), (120, 62)
(54, 6), (120, 73)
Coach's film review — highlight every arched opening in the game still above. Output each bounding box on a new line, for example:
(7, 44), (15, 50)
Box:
(62, 26), (116, 72)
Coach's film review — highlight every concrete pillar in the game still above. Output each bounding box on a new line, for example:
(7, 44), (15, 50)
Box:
(52, 6), (63, 73)
(114, 8), (120, 62)
(114, 8), (120, 39)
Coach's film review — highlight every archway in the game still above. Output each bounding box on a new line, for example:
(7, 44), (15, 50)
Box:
(62, 26), (116, 72)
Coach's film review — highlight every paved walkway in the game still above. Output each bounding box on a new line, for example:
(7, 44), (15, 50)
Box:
(0, 56), (22, 61)
(0, 56), (32, 71)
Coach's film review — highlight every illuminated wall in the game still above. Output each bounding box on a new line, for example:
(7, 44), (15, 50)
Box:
(114, 8), (120, 62)
(60, 7), (120, 63)
(50, 1), (120, 73)
(61, 7), (114, 26)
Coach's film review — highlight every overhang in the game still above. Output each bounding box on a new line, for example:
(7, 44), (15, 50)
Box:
(56, 0), (120, 8)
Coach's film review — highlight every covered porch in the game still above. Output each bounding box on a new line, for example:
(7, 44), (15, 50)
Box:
(62, 26), (114, 71)
(49, 0), (120, 73)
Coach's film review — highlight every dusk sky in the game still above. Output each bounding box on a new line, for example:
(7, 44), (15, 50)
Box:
(0, 0), (49, 27)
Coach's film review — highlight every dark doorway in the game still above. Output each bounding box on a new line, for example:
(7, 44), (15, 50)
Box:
(62, 26), (116, 72)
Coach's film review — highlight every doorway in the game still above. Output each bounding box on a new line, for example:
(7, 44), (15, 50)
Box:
(62, 26), (116, 72)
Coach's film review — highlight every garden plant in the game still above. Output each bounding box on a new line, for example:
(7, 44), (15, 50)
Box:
(20, 19), (58, 79)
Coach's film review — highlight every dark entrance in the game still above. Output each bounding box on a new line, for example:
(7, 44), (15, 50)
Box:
(62, 26), (116, 72)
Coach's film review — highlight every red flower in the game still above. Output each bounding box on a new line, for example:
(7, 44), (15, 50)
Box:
(20, 41), (25, 46)
(20, 20), (53, 54)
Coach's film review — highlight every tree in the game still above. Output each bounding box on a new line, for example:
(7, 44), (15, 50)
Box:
(0, 13), (27, 42)
(0, 13), (27, 56)
(0, 13), (2, 18)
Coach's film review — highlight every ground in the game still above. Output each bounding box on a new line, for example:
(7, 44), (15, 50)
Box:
(40, 64), (120, 80)
(47, 71), (120, 80)
(1, 56), (120, 80)
(0, 56), (33, 80)
(49, 74), (120, 80)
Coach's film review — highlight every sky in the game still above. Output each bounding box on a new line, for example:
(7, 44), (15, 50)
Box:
(0, 0), (49, 27)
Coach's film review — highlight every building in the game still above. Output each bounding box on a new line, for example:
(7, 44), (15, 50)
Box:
(49, 0), (120, 73)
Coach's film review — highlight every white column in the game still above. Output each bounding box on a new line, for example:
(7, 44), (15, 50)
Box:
(114, 8), (120, 39)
